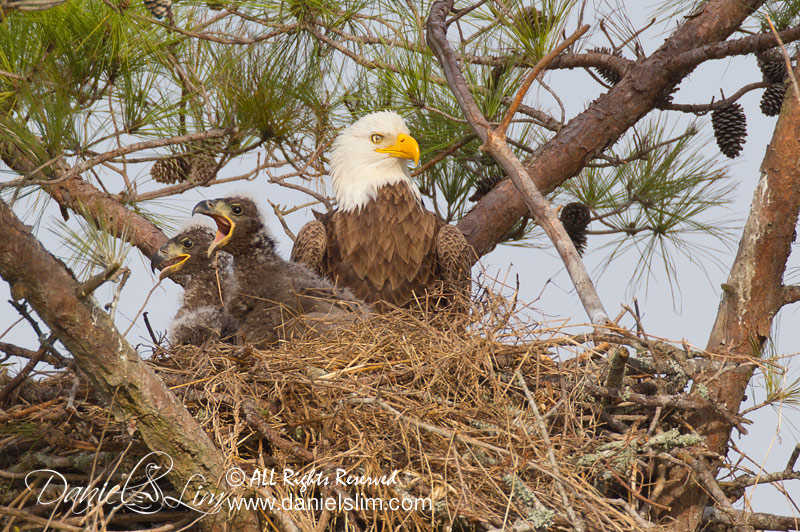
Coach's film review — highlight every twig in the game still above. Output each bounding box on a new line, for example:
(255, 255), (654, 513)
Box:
(496, 25), (589, 138)
(516, 371), (586, 532)
(787, 443), (800, 472)
(681, 454), (754, 532)
(0, 338), (50, 404)
(267, 200), (297, 241)
(765, 15), (800, 104)
(106, 267), (130, 321)
(410, 133), (476, 178)
(76, 262), (121, 299)
(121, 281), (163, 338)
(8, 300), (68, 365)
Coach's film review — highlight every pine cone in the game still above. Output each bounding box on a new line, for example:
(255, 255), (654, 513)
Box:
(469, 172), (503, 202)
(590, 47), (624, 85)
(151, 157), (190, 184)
(143, 0), (172, 19)
(711, 103), (747, 159)
(516, 7), (551, 35)
(760, 83), (787, 116)
(560, 202), (591, 256)
(189, 154), (218, 185)
(757, 56), (787, 84)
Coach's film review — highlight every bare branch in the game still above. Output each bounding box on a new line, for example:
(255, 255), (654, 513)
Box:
(674, 25), (800, 70)
(427, 0), (608, 325)
(784, 285), (800, 306)
(704, 507), (800, 531)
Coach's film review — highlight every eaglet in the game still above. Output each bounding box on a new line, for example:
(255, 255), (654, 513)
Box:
(193, 196), (367, 346)
(150, 224), (238, 346)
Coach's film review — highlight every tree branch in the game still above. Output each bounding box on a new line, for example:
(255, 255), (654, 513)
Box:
(704, 507), (800, 531)
(1, 142), (168, 258)
(456, 0), (771, 258)
(784, 285), (800, 306)
(427, 2), (608, 325)
(674, 25), (800, 70)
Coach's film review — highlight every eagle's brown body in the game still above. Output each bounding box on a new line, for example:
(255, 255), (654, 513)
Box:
(292, 182), (472, 311)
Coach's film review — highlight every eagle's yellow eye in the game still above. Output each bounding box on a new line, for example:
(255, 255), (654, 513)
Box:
(370, 134), (384, 144)
(182, 239), (194, 249)
(231, 204), (244, 215)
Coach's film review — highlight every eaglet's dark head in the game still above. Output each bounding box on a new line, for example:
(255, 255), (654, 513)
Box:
(192, 196), (275, 258)
(151, 226), (217, 282)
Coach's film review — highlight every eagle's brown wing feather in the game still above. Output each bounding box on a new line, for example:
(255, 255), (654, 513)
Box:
(291, 220), (327, 275)
(327, 184), (439, 309)
(435, 224), (474, 302)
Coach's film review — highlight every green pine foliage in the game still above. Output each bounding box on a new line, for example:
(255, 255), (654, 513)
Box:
(561, 117), (736, 289)
(3, 0), (790, 294)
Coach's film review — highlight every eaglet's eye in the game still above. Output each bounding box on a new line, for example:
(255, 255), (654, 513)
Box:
(370, 133), (384, 144)
(231, 204), (244, 215)
(182, 239), (193, 249)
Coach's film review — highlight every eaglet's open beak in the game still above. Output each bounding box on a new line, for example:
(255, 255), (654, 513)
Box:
(375, 133), (420, 166)
(192, 200), (235, 257)
(150, 245), (191, 281)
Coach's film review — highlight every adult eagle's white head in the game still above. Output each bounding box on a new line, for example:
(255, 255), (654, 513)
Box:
(330, 111), (421, 212)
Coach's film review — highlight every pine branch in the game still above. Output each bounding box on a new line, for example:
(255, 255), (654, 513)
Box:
(427, 0), (608, 326)
(703, 508), (800, 531)
(665, 82), (772, 113)
(1, 142), (167, 258)
(0, 338), (50, 404)
(674, 25), (800, 70)
(455, 0), (771, 259)
(1, 128), (236, 191)
(784, 285), (800, 306)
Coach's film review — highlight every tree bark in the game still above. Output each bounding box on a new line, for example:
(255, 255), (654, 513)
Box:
(0, 200), (259, 532)
(657, 72), (800, 529)
(457, 0), (767, 257)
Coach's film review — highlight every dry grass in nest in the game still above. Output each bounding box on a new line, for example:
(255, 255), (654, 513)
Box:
(1, 299), (715, 531)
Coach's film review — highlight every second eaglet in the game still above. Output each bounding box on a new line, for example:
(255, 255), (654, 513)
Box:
(150, 225), (238, 346)
(291, 111), (474, 312)
(193, 196), (366, 346)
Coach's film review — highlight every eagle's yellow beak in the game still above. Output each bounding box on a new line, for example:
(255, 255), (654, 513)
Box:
(376, 133), (420, 166)
(150, 244), (191, 281)
(193, 200), (235, 257)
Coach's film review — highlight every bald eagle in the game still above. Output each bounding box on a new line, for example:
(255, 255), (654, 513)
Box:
(150, 225), (238, 346)
(192, 196), (367, 346)
(291, 111), (474, 312)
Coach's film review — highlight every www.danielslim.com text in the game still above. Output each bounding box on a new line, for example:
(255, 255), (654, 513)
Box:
(227, 492), (432, 512)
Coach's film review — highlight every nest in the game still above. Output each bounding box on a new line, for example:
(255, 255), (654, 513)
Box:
(0, 301), (718, 532)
